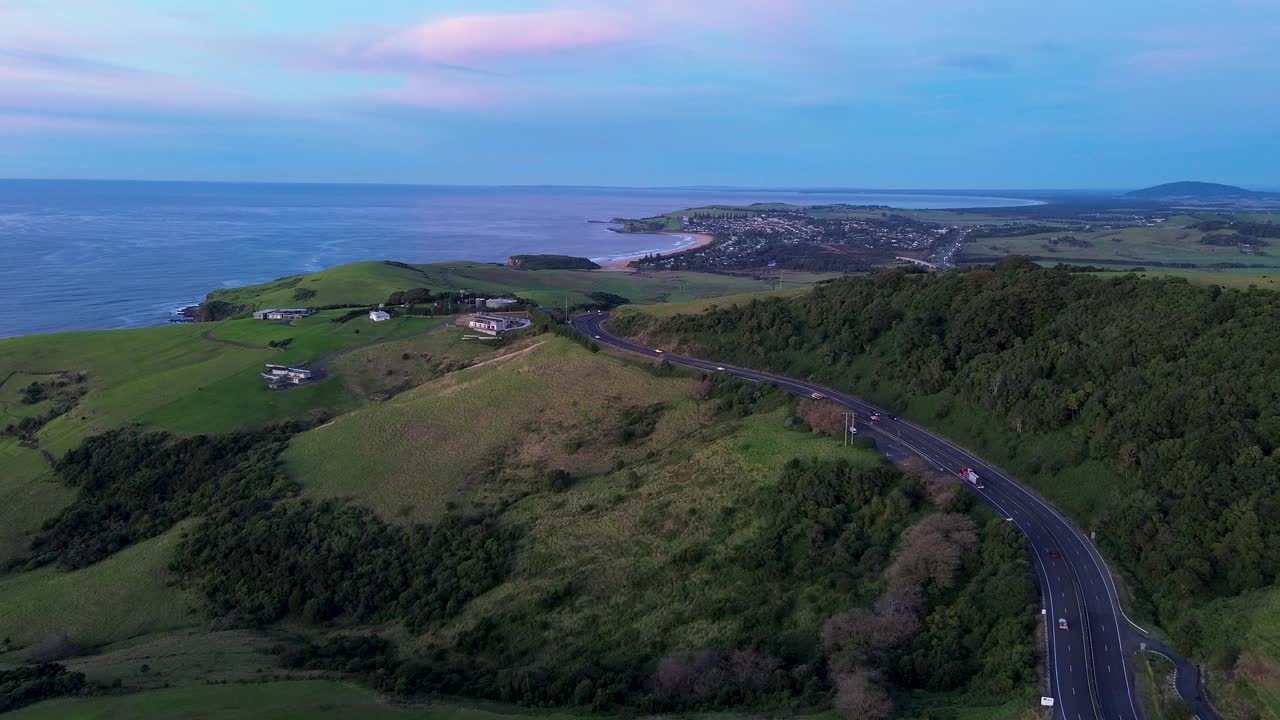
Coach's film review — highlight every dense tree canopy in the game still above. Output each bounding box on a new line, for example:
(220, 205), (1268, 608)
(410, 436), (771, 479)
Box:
(616, 258), (1280, 648)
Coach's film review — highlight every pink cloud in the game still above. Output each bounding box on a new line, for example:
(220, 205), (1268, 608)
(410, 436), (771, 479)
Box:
(369, 10), (636, 66)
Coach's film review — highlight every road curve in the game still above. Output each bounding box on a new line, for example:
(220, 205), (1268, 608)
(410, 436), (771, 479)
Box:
(573, 312), (1220, 720)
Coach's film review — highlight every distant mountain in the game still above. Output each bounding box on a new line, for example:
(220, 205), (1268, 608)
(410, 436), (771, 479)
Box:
(1126, 181), (1274, 200)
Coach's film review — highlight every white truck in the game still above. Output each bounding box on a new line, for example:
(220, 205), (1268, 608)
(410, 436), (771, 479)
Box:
(960, 467), (984, 489)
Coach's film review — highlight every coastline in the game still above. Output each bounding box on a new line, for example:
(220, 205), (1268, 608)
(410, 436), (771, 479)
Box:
(597, 233), (715, 272)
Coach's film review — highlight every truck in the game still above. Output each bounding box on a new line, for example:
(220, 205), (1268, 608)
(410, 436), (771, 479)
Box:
(960, 467), (984, 489)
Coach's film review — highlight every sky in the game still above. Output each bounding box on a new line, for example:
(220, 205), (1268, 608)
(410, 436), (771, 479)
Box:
(1, 0), (1277, 189)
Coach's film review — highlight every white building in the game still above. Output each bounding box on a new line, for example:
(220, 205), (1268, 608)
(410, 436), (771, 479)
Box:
(253, 308), (312, 320)
(369, 310), (391, 322)
(468, 314), (518, 335)
(262, 364), (313, 388)
(485, 298), (520, 309)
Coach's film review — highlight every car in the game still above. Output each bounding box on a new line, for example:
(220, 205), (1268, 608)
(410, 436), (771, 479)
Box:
(655, 349), (664, 353)
(871, 413), (881, 422)
(1058, 618), (1068, 631)
(811, 392), (825, 399)
(889, 415), (899, 421)
(849, 427), (859, 435)
(593, 335), (601, 339)
(1048, 548), (1059, 559)
(715, 366), (725, 371)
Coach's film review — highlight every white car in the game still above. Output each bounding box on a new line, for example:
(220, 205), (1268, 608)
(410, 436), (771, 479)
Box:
(655, 349), (664, 353)
(715, 366), (725, 371)
(594, 335), (601, 339)
(811, 392), (825, 399)
(849, 427), (858, 435)
(1058, 618), (1068, 631)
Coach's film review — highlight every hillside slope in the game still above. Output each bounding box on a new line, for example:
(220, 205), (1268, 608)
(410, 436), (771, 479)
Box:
(614, 259), (1280, 718)
(2, 333), (1039, 719)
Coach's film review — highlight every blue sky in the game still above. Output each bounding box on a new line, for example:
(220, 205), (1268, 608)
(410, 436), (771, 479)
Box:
(1, 0), (1277, 188)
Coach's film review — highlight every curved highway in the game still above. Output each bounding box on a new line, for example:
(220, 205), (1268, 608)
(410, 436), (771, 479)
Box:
(573, 312), (1220, 720)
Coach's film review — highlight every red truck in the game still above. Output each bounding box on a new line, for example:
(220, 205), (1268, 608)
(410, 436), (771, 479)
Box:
(960, 467), (984, 489)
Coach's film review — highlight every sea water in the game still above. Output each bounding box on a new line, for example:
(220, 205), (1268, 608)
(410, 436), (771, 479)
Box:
(0, 181), (1034, 337)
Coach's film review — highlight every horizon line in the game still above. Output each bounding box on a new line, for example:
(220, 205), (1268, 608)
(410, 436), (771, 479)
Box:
(0, 177), (1145, 194)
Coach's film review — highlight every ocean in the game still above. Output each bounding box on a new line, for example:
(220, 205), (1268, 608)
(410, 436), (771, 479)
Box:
(0, 181), (1034, 338)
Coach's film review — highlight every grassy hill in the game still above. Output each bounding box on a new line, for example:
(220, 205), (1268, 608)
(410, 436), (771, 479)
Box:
(208, 260), (790, 311)
(0, 525), (196, 650)
(0, 332), (1037, 719)
(1, 264), (1040, 719)
(0, 311), (459, 563)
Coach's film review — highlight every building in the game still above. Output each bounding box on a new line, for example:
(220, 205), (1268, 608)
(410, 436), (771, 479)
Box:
(485, 298), (520, 309)
(369, 310), (391, 322)
(253, 308), (312, 321)
(468, 314), (518, 335)
(262, 364), (313, 388)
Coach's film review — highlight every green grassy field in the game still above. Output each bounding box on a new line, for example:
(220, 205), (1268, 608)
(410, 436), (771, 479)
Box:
(0, 526), (196, 652)
(286, 337), (693, 523)
(329, 321), (515, 399)
(0, 442), (73, 563)
(0, 311), (428, 454)
(209, 260), (795, 312)
(961, 216), (1280, 271)
(38, 628), (295, 690)
(0, 312), (434, 562)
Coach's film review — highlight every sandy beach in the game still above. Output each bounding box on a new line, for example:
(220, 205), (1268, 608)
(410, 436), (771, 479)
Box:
(597, 233), (716, 271)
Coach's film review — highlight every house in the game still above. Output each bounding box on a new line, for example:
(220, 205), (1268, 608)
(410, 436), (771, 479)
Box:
(369, 310), (391, 322)
(262, 364), (313, 388)
(253, 308), (311, 321)
(468, 314), (518, 335)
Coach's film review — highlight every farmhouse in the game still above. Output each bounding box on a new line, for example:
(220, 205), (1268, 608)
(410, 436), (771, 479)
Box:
(468, 314), (518, 335)
(253, 308), (311, 320)
(369, 310), (391, 322)
(261, 364), (313, 388)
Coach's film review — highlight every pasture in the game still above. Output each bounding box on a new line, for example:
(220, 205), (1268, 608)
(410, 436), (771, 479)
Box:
(208, 260), (791, 312)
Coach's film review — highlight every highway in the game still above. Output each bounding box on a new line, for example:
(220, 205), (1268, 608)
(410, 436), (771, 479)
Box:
(932, 228), (969, 269)
(573, 312), (1220, 720)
